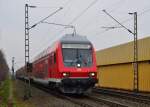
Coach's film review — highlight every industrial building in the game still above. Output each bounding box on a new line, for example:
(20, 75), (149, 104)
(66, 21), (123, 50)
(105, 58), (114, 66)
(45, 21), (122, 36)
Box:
(96, 36), (150, 92)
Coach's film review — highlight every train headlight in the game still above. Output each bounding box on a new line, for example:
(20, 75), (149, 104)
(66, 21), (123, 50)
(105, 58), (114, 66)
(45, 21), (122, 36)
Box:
(62, 72), (70, 77)
(89, 72), (95, 77)
(77, 63), (81, 68)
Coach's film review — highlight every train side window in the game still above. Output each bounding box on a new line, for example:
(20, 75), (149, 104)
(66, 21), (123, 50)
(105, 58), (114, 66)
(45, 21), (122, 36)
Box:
(50, 55), (53, 64)
(54, 52), (56, 64)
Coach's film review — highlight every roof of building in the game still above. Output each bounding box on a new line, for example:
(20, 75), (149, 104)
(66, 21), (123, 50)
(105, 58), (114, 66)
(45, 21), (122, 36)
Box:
(96, 36), (150, 66)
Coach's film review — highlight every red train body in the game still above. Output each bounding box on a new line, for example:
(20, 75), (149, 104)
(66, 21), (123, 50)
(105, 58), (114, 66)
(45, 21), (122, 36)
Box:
(19, 34), (97, 94)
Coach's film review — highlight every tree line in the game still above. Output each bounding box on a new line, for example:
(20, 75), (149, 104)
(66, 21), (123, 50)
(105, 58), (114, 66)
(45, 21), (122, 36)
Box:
(0, 50), (9, 82)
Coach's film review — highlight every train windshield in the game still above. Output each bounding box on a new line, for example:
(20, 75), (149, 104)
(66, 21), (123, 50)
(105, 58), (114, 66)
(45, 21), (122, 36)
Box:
(62, 44), (93, 67)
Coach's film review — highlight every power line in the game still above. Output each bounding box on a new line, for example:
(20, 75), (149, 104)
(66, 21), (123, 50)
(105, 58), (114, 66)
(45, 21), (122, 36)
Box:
(51, 0), (73, 23)
(94, 8), (150, 36)
(63, 0), (73, 6)
(54, 0), (99, 41)
(62, 0), (73, 17)
(30, 1), (75, 58)
(31, 1), (73, 57)
(29, 7), (63, 29)
(138, 8), (150, 16)
(31, 28), (64, 59)
(29, 6), (62, 9)
(79, 0), (126, 33)
(113, 8), (150, 26)
(102, 9), (133, 34)
(33, 0), (100, 54)
(104, 0), (126, 13)
(42, 21), (76, 35)
(69, 0), (99, 24)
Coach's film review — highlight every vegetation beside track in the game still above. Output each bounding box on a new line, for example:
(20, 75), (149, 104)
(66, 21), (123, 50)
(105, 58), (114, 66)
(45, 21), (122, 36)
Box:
(12, 80), (35, 107)
(0, 50), (10, 107)
(0, 51), (9, 82)
(0, 77), (34, 107)
(0, 76), (10, 106)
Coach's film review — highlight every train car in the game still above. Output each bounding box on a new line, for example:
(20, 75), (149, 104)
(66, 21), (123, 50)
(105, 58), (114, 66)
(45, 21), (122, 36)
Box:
(31, 34), (97, 94)
(15, 66), (25, 79)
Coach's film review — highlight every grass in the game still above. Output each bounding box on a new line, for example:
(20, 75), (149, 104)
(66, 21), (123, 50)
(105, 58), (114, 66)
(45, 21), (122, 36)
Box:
(0, 77), (36, 107)
(0, 77), (10, 107)
(12, 80), (35, 107)
(0, 76), (21, 107)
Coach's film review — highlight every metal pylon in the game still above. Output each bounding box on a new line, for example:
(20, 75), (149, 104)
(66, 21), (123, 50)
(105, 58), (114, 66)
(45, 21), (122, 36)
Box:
(24, 4), (31, 99)
(133, 12), (138, 92)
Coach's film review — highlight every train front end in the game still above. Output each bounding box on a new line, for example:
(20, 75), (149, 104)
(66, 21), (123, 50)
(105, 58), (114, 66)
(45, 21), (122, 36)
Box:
(58, 34), (97, 94)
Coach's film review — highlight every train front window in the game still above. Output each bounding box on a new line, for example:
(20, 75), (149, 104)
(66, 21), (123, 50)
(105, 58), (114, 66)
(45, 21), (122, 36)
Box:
(62, 44), (93, 67)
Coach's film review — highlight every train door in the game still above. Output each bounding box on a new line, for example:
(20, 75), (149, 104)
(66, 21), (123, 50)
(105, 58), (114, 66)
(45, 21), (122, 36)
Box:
(49, 52), (57, 78)
(53, 52), (57, 78)
(49, 54), (53, 78)
(44, 59), (49, 79)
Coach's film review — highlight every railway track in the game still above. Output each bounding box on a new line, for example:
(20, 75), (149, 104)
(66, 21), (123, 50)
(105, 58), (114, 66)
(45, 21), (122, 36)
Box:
(29, 82), (95, 107)
(93, 88), (150, 105)
(85, 95), (129, 107)
(20, 79), (130, 107)
(35, 84), (134, 107)
(36, 84), (129, 107)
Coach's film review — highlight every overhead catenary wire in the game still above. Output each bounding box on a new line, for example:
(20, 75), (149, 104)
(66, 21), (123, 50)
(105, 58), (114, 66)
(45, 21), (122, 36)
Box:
(79, 0), (126, 33)
(42, 21), (74, 28)
(50, 0), (126, 45)
(69, 0), (99, 24)
(101, 26), (122, 31)
(113, 8), (150, 27)
(42, 21), (76, 36)
(33, 0), (100, 54)
(102, 9), (134, 34)
(53, 0), (99, 39)
(62, 0), (73, 17)
(31, 1), (150, 59)
(63, 0), (73, 7)
(29, 7), (63, 29)
(104, 0), (126, 13)
(31, 28), (64, 60)
(31, 21), (76, 59)
(30, 0), (76, 58)
(94, 7), (150, 37)
(30, 6), (62, 9)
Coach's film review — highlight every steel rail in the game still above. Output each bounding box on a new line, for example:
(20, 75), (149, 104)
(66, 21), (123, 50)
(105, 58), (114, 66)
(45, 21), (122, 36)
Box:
(19, 79), (94, 107)
(85, 95), (129, 107)
(93, 88), (150, 104)
(33, 83), (96, 107)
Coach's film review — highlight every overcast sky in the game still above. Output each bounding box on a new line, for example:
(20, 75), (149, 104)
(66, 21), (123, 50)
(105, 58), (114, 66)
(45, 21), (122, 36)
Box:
(0, 0), (150, 69)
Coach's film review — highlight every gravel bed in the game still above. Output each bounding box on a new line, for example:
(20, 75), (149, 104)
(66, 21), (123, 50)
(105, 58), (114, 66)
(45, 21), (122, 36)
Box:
(13, 80), (81, 107)
(15, 79), (148, 107)
(66, 95), (109, 107)
(91, 93), (150, 107)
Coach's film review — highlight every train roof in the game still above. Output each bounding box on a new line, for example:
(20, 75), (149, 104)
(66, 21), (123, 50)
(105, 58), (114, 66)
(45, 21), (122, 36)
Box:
(33, 34), (91, 62)
(60, 34), (91, 44)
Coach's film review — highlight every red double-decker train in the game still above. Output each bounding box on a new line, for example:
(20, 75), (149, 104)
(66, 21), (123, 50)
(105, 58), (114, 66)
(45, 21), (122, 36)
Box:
(17, 34), (97, 94)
